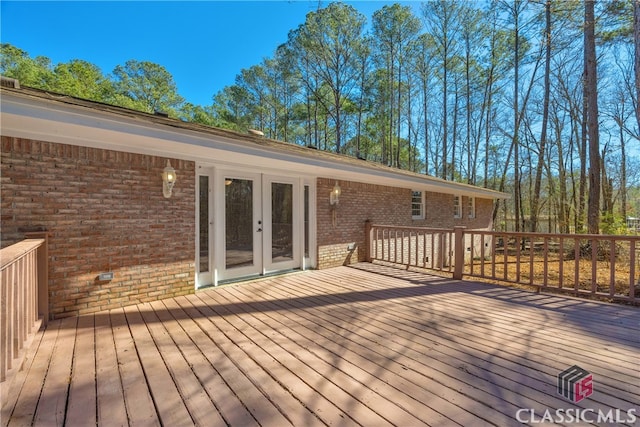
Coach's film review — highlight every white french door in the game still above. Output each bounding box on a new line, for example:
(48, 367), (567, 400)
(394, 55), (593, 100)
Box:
(212, 169), (301, 283)
(263, 175), (300, 273)
(215, 170), (262, 281)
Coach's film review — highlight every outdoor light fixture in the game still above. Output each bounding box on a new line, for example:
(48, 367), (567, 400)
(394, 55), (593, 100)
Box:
(330, 181), (341, 205)
(162, 159), (177, 198)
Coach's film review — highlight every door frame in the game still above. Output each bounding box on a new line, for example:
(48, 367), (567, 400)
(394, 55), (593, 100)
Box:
(196, 164), (316, 288)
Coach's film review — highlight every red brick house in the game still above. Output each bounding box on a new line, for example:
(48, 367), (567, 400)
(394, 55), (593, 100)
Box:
(1, 83), (508, 319)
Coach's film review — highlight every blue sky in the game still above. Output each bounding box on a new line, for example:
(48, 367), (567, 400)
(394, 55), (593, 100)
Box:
(1, 1), (421, 107)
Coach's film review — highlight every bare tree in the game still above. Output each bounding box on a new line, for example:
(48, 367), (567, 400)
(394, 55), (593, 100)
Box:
(635, 0), (640, 131)
(530, 0), (552, 232)
(584, 0), (600, 234)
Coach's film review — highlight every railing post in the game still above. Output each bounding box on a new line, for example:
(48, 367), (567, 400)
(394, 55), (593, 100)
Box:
(364, 220), (373, 263)
(453, 226), (466, 280)
(25, 232), (49, 325)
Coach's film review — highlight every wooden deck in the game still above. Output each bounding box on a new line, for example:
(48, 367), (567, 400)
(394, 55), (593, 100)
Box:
(2, 264), (639, 426)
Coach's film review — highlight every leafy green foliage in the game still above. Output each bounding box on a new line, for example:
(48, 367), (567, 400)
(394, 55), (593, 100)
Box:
(1, 43), (53, 88)
(112, 60), (184, 115)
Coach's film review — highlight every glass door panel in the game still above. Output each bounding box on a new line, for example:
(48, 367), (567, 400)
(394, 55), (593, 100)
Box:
(225, 178), (255, 269)
(217, 170), (262, 282)
(199, 175), (210, 273)
(216, 170), (302, 282)
(264, 176), (300, 273)
(271, 182), (293, 262)
(197, 172), (214, 288)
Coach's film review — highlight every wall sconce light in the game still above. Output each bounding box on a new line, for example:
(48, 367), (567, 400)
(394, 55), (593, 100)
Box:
(330, 181), (341, 205)
(162, 159), (177, 198)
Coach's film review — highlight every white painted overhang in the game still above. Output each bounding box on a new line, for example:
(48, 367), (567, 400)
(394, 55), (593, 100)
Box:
(1, 87), (509, 200)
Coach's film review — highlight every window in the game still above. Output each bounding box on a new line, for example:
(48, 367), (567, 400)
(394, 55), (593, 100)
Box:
(467, 196), (475, 219)
(412, 191), (425, 220)
(453, 195), (462, 218)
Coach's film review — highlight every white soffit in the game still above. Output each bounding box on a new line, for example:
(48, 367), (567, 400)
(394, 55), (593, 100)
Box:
(1, 90), (508, 200)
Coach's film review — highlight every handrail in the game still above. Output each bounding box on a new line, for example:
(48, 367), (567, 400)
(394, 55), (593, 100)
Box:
(1, 236), (48, 383)
(1, 240), (43, 269)
(365, 223), (639, 304)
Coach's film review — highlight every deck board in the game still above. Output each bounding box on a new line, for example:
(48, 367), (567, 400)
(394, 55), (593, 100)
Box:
(2, 264), (639, 426)
(111, 308), (158, 427)
(178, 294), (292, 427)
(32, 316), (77, 426)
(94, 312), (128, 427)
(65, 314), (96, 426)
(123, 304), (194, 426)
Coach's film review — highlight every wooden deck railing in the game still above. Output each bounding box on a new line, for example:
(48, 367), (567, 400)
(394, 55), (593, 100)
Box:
(365, 222), (457, 274)
(1, 234), (48, 383)
(365, 222), (639, 304)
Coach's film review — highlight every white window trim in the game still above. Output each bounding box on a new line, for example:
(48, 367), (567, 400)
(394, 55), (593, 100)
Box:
(453, 195), (462, 219)
(468, 196), (476, 219)
(412, 190), (425, 220)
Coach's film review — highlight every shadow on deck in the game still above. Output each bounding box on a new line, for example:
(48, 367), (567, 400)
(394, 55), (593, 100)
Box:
(2, 263), (639, 426)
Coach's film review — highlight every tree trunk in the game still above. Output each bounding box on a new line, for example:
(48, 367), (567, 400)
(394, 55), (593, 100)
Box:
(452, 77), (459, 181)
(585, 0), (600, 234)
(513, 0), (521, 233)
(423, 66), (430, 175)
(442, 52), (449, 179)
(635, 0), (640, 131)
(620, 115), (628, 219)
(530, 0), (552, 232)
(396, 59), (402, 168)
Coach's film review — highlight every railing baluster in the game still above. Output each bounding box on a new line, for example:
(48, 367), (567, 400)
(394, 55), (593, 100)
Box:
(609, 238), (615, 297)
(422, 231), (427, 268)
(480, 232), (486, 277)
(492, 234), (497, 279)
(630, 241), (636, 300)
(430, 233), (435, 269)
(529, 236), (534, 285)
(574, 237), (580, 294)
(415, 231), (420, 267)
(515, 236), (521, 283)
(542, 237), (549, 288)
(591, 238), (598, 294)
(469, 232), (474, 276)
(559, 237), (564, 289)
(383, 229), (387, 262)
(503, 234), (508, 281)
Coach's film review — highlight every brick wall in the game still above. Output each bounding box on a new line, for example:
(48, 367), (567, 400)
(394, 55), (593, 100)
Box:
(1, 137), (196, 319)
(316, 178), (494, 269)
